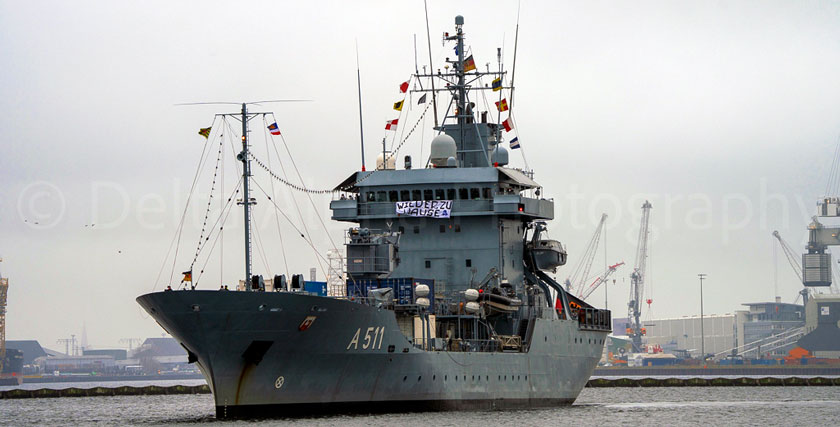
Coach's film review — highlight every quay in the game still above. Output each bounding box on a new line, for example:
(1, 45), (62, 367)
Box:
(3, 375), (839, 399)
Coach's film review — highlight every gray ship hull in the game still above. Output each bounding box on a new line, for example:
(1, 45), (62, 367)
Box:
(137, 290), (608, 418)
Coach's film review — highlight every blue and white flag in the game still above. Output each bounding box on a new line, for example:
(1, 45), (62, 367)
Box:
(510, 137), (520, 149)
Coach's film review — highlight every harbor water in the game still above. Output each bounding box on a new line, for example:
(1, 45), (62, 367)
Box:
(1, 385), (837, 426)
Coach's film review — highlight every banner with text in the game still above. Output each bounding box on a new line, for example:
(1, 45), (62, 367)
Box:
(395, 200), (452, 218)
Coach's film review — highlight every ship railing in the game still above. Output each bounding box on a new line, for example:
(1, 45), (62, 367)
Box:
(412, 337), (502, 353)
(345, 256), (392, 275)
(577, 307), (612, 331)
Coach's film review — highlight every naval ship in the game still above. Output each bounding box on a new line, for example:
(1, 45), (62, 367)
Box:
(137, 15), (611, 418)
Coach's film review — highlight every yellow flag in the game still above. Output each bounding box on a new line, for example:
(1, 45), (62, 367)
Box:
(198, 127), (211, 139)
(393, 100), (403, 111)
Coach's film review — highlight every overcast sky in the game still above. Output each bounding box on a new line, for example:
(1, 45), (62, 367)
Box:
(2, 0), (840, 351)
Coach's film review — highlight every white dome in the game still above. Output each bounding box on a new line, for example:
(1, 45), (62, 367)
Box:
(376, 151), (396, 170)
(430, 134), (457, 167)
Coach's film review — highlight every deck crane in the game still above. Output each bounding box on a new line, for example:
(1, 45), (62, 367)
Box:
(564, 213), (607, 297)
(628, 201), (652, 352)
(578, 261), (625, 301)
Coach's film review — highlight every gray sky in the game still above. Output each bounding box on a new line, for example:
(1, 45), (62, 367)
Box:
(2, 0), (840, 351)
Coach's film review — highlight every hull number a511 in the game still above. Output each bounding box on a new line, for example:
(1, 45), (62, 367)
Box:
(347, 326), (385, 350)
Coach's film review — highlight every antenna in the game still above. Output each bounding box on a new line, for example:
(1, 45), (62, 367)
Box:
(509, 2), (521, 113)
(355, 40), (367, 172)
(423, 0), (439, 127)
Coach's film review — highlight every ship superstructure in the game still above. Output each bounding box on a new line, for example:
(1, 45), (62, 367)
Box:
(137, 15), (610, 418)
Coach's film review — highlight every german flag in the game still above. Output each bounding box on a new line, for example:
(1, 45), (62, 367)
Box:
(463, 55), (477, 72)
(182, 271), (192, 282)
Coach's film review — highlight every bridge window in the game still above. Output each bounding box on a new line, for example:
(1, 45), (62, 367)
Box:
(389, 191), (398, 202)
(376, 191), (387, 202)
(483, 188), (492, 199)
(435, 189), (445, 200)
(447, 189), (456, 200)
(424, 189), (433, 200)
(366, 192), (375, 202)
(412, 189), (422, 200)
(459, 188), (469, 200)
(400, 190), (410, 201)
(470, 188), (480, 200)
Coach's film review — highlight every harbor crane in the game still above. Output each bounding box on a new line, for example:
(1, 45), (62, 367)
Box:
(578, 261), (625, 301)
(772, 230), (811, 304)
(564, 213), (607, 297)
(628, 201), (652, 352)
(773, 229), (839, 304)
